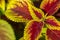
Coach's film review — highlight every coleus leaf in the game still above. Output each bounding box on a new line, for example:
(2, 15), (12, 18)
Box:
(5, 0), (44, 22)
(0, 0), (5, 11)
(45, 16), (60, 30)
(40, 0), (60, 15)
(0, 19), (16, 40)
(5, 0), (33, 22)
(29, 3), (44, 20)
(7, 0), (33, 9)
(24, 20), (44, 40)
(46, 29), (60, 40)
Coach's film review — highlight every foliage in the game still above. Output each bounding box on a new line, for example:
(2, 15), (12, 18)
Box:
(0, 0), (60, 40)
(0, 19), (16, 40)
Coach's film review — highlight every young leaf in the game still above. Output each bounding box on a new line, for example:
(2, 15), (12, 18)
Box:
(24, 20), (44, 40)
(45, 16), (60, 30)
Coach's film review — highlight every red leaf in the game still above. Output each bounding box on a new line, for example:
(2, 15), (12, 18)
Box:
(11, 1), (33, 20)
(40, 0), (60, 15)
(5, 0), (34, 22)
(24, 20), (44, 40)
(31, 5), (44, 19)
(45, 16), (60, 27)
(46, 29), (60, 40)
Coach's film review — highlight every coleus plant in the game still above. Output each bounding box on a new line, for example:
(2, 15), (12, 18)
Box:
(0, 0), (60, 40)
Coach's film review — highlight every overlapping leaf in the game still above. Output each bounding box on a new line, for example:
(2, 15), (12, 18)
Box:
(45, 16), (60, 30)
(40, 0), (60, 15)
(5, 0), (44, 22)
(0, 19), (16, 40)
(29, 3), (44, 20)
(5, 0), (33, 22)
(46, 29), (60, 40)
(24, 20), (44, 40)
(3, 0), (60, 40)
(44, 16), (60, 40)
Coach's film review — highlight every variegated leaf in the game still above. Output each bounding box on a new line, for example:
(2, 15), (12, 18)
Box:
(24, 20), (44, 40)
(5, 0), (33, 22)
(46, 29), (60, 40)
(45, 16), (60, 30)
(7, 0), (33, 9)
(29, 3), (44, 20)
(40, 0), (60, 15)
(5, 0), (44, 22)
(0, 19), (16, 40)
